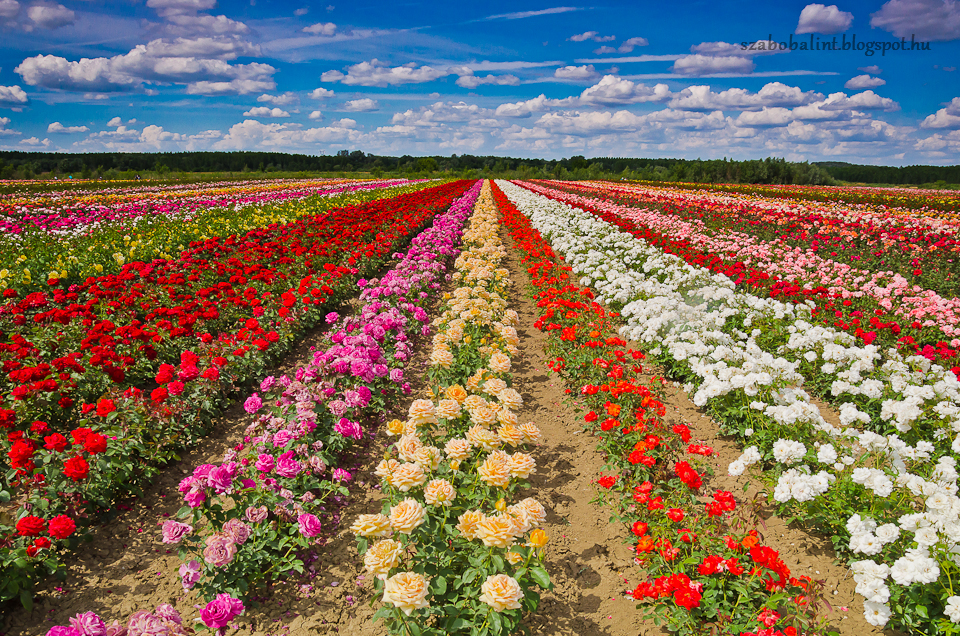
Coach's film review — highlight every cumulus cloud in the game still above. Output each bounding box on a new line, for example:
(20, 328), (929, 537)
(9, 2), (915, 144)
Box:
(579, 75), (671, 105)
(242, 106), (290, 117)
(0, 0), (19, 19)
(47, 121), (88, 133)
(455, 73), (520, 88)
(147, 0), (217, 17)
(302, 21), (336, 35)
(820, 90), (899, 111)
(617, 36), (648, 53)
(671, 55), (755, 75)
(0, 85), (28, 104)
(870, 0), (960, 41)
(568, 31), (615, 42)
(257, 92), (298, 106)
(308, 110), (322, 119)
(309, 87), (334, 99)
(844, 74), (886, 89)
(796, 4), (854, 34)
(213, 118), (359, 150)
(555, 64), (599, 80)
(321, 59), (445, 87)
(0, 116), (18, 136)
(391, 101), (496, 126)
(19, 136), (50, 146)
(26, 2), (74, 29)
(859, 65), (882, 74)
(494, 94), (576, 117)
(16, 39), (275, 93)
(669, 82), (822, 111)
(920, 97), (960, 128)
(342, 97), (378, 111)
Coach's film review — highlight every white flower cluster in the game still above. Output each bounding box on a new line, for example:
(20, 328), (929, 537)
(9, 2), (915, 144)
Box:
(494, 179), (960, 630)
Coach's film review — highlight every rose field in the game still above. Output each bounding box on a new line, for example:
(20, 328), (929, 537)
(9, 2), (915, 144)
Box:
(3, 176), (960, 636)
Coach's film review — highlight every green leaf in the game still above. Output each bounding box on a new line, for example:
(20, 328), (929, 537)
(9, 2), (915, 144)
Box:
(529, 566), (551, 590)
(373, 607), (393, 620)
(434, 576), (447, 595)
(20, 589), (33, 612)
(488, 610), (503, 633)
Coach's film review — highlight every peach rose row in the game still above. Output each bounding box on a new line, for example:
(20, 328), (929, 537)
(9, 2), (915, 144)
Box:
(350, 181), (551, 629)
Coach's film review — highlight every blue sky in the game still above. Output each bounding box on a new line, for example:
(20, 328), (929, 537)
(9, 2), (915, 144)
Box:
(0, 0), (959, 164)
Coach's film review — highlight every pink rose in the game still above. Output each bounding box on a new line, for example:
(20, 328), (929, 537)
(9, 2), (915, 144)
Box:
(272, 430), (295, 448)
(161, 520), (193, 544)
(243, 393), (263, 414)
(202, 534), (237, 567)
(223, 518), (252, 544)
(274, 450), (301, 478)
(297, 513), (323, 538)
(184, 490), (206, 508)
(245, 505), (268, 523)
(254, 454), (274, 472)
(68, 612), (106, 636)
(200, 593), (244, 631)
(179, 560), (202, 591)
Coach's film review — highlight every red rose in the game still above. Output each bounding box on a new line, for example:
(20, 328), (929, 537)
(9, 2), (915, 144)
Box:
(30, 421), (49, 435)
(16, 515), (45, 537)
(167, 381), (184, 396)
(83, 433), (107, 455)
(8, 439), (35, 468)
(26, 546), (39, 557)
(63, 455), (89, 481)
(48, 515), (76, 539)
(151, 387), (168, 403)
(34, 537), (52, 549)
(71, 427), (92, 445)
(155, 363), (176, 384)
(96, 399), (115, 417)
(666, 508), (685, 523)
(631, 521), (649, 537)
(81, 403), (96, 415)
(44, 433), (68, 452)
(201, 367), (220, 381)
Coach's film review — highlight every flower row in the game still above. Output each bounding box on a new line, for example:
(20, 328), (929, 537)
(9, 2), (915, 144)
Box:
(3, 180), (475, 608)
(352, 181), (552, 636)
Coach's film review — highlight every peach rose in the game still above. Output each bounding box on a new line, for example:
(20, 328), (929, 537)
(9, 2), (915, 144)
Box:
(423, 479), (456, 506)
(463, 394), (487, 410)
(429, 348), (454, 368)
(375, 459), (401, 486)
(507, 452), (536, 479)
(382, 572), (430, 616)
(479, 574), (523, 612)
(391, 463), (427, 492)
(350, 513), (392, 538)
(443, 438), (472, 461)
(488, 352), (511, 374)
(474, 515), (516, 548)
(395, 433), (423, 463)
(514, 497), (546, 527)
(456, 510), (484, 539)
(364, 539), (404, 578)
(467, 425), (500, 452)
(435, 399), (461, 420)
(478, 450), (511, 488)
(519, 422), (542, 443)
(469, 405), (498, 428)
(497, 425), (524, 447)
(496, 408), (519, 428)
(497, 388), (523, 411)
(389, 498), (425, 534)
(407, 400), (438, 426)
(482, 378), (507, 396)
(413, 446), (442, 472)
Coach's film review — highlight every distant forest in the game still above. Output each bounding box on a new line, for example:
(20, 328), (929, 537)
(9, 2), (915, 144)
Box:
(0, 150), (957, 186)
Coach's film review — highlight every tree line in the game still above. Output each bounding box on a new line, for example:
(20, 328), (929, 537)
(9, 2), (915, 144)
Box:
(0, 150), (955, 186)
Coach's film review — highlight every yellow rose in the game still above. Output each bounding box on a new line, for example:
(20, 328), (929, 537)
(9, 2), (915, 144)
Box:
(382, 571), (430, 616)
(528, 528), (549, 548)
(444, 384), (468, 404)
(478, 450), (511, 488)
(350, 513), (392, 538)
(443, 438), (472, 461)
(364, 539), (404, 578)
(386, 419), (405, 436)
(435, 399), (461, 420)
(507, 452), (536, 479)
(389, 498), (426, 534)
(479, 574), (523, 612)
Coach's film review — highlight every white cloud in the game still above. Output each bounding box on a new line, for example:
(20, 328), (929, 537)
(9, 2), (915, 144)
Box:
(294, 7), (308, 16)
(308, 110), (322, 120)
(47, 121), (88, 133)
(593, 46), (616, 54)
(870, 0), (960, 41)
(669, 82), (822, 111)
(392, 101), (495, 126)
(185, 79), (276, 95)
(671, 55), (755, 75)
(302, 22), (336, 35)
(321, 59), (445, 87)
(26, 2), (74, 29)
(139, 37), (259, 60)
(0, 116), (18, 136)
(147, 0), (216, 16)
(0, 85), (28, 104)
(859, 65), (883, 74)
(257, 92), (298, 106)
(455, 73), (520, 88)
(494, 94), (576, 117)
(844, 74), (886, 89)
(107, 116), (135, 127)
(163, 14), (250, 36)
(16, 40), (275, 93)
(796, 4), (854, 34)
(618, 37), (648, 53)
(481, 7), (582, 21)
(0, 0), (19, 19)
(691, 40), (788, 57)
(242, 106), (290, 117)
(213, 118), (360, 150)
(579, 75), (671, 105)
(555, 64), (599, 80)
(342, 97), (378, 111)
(19, 136), (50, 146)
(139, 124), (187, 148)
(821, 90), (899, 111)
(568, 31), (615, 42)
(920, 97), (960, 128)
(309, 87), (334, 99)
